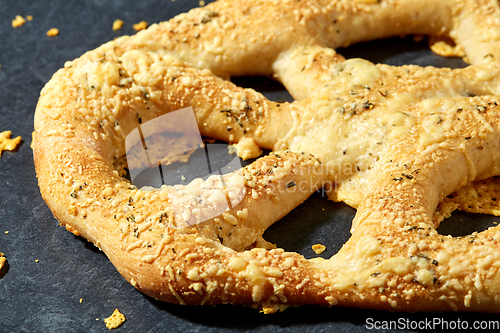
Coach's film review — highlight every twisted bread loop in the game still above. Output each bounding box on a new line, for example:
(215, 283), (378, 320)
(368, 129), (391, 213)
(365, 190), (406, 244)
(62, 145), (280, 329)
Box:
(34, 0), (500, 312)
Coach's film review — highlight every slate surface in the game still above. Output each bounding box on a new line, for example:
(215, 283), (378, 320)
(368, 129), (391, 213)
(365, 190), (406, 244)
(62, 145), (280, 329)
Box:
(1, 0), (499, 332)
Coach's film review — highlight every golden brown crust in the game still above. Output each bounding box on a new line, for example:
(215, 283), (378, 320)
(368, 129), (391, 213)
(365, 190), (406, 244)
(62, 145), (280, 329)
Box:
(33, 0), (500, 313)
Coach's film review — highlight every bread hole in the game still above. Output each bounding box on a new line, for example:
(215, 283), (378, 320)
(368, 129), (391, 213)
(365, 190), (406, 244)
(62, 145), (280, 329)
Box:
(435, 177), (500, 237)
(230, 76), (294, 103)
(127, 140), (246, 189)
(263, 192), (355, 259)
(336, 35), (468, 68)
(231, 36), (468, 104)
(436, 210), (498, 237)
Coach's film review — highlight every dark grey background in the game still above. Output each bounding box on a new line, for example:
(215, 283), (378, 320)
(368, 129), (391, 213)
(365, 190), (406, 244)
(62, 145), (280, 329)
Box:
(1, 0), (499, 332)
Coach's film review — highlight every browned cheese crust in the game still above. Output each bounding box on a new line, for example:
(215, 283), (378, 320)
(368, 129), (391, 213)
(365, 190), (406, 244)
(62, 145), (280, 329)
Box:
(33, 0), (500, 313)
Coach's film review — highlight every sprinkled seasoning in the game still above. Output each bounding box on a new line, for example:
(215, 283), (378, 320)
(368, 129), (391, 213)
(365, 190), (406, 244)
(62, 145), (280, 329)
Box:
(475, 105), (487, 112)
(363, 101), (374, 109)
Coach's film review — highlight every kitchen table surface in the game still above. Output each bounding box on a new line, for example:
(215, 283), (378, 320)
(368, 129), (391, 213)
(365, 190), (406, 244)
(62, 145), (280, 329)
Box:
(1, 0), (499, 332)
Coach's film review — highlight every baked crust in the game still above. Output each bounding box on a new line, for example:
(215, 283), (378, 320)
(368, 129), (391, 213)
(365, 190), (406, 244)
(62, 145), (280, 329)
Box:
(34, 0), (500, 312)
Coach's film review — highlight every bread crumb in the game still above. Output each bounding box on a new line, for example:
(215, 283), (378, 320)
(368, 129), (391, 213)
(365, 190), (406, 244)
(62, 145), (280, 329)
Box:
(79, 298), (83, 303)
(105, 309), (126, 329)
(35, 259), (39, 263)
(233, 137), (262, 160)
(12, 15), (26, 28)
(0, 131), (21, 157)
(112, 19), (124, 31)
(429, 35), (465, 58)
(133, 21), (148, 31)
(47, 28), (59, 37)
(4, 231), (9, 234)
(312, 244), (326, 254)
(0, 253), (5, 270)
(199, 0), (206, 5)
(26, 15), (33, 21)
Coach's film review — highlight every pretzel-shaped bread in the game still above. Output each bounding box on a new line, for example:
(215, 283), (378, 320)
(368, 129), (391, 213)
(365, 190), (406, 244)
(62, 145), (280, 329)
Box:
(34, 0), (500, 313)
